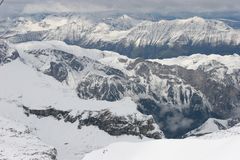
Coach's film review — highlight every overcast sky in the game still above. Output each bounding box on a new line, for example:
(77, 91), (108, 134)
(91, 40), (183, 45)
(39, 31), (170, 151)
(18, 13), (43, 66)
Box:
(1, 0), (240, 18)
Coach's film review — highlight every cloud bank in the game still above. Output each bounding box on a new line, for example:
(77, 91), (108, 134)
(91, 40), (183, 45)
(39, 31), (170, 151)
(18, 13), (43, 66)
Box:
(1, 0), (240, 18)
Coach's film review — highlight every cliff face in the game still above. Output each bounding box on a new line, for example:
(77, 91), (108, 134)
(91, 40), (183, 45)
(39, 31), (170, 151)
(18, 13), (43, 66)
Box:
(0, 40), (19, 64)
(23, 106), (164, 139)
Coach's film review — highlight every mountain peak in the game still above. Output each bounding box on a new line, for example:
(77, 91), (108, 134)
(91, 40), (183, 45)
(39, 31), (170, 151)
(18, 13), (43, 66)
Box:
(119, 14), (132, 20)
(180, 16), (206, 24)
(190, 16), (205, 21)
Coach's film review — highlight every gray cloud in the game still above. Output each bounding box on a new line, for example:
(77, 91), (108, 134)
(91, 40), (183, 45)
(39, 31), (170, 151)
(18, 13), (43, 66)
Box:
(1, 0), (240, 18)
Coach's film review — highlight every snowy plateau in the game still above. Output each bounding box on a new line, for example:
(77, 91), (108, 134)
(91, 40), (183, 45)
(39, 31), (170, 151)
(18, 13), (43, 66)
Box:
(0, 14), (240, 160)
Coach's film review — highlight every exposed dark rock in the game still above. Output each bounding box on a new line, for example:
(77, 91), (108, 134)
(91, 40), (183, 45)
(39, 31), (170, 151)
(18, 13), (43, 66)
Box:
(46, 62), (68, 82)
(101, 66), (125, 77)
(0, 40), (19, 64)
(74, 58), (240, 138)
(22, 106), (164, 139)
(77, 74), (146, 101)
(70, 59), (84, 71)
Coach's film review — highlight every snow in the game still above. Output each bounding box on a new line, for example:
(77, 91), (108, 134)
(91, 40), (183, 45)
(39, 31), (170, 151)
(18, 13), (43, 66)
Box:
(185, 118), (229, 136)
(16, 40), (239, 85)
(14, 40), (137, 88)
(0, 116), (56, 160)
(15, 41), (106, 60)
(83, 134), (240, 160)
(80, 107), (240, 160)
(15, 40), (127, 62)
(0, 101), (148, 160)
(0, 58), (149, 118)
(124, 16), (240, 47)
(200, 123), (240, 139)
(14, 40), (137, 81)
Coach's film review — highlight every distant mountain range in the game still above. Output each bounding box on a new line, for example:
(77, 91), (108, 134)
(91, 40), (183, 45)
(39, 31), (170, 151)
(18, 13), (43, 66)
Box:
(1, 14), (240, 59)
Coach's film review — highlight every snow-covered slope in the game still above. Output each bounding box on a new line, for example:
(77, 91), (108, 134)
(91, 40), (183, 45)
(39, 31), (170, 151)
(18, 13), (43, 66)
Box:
(153, 53), (240, 74)
(185, 118), (229, 137)
(103, 14), (141, 30)
(0, 47), (163, 159)
(200, 123), (240, 139)
(82, 119), (240, 160)
(0, 100), (153, 160)
(124, 17), (240, 46)
(83, 131), (240, 160)
(0, 116), (57, 160)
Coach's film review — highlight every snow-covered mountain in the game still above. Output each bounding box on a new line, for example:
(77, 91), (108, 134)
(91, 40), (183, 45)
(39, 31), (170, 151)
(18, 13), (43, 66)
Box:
(2, 14), (240, 58)
(184, 118), (240, 137)
(0, 39), (164, 159)
(1, 38), (240, 159)
(1, 40), (239, 138)
(12, 40), (208, 138)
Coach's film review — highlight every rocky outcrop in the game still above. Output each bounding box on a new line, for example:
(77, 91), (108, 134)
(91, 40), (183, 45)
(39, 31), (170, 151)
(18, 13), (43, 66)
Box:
(77, 74), (146, 101)
(0, 39), (19, 64)
(46, 62), (68, 82)
(22, 106), (164, 139)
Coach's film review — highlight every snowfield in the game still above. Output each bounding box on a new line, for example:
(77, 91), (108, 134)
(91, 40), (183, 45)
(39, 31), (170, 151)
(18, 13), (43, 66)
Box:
(0, 116), (57, 160)
(83, 134), (240, 160)
(83, 118), (240, 160)
(0, 101), (148, 160)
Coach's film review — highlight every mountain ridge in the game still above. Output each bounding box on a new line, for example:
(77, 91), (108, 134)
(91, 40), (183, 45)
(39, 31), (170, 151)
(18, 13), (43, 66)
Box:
(2, 15), (240, 59)
(8, 40), (240, 138)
